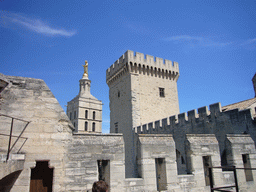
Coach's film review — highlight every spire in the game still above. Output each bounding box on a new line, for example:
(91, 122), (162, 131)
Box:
(79, 61), (91, 96)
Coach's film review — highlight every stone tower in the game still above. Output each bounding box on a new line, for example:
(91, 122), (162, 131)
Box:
(253, 73), (256, 97)
(106, 50), (180, 177)
(67, 61), (102, 133)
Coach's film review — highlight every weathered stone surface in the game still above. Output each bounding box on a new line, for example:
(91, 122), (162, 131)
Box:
(67, 68), (103, 133)
(1, 64), (256, 191)
(107, 51), (180, 178)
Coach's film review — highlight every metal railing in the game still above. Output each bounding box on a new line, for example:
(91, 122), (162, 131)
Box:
(0, 113), (30, 161)
(209, 166), (256, 192)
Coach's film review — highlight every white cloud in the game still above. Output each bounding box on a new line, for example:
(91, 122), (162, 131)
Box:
(0, 11), (76, 37)
(166, 35), (203, 41)
(241, 38), (256, 45)
(164, 35), (230, 47)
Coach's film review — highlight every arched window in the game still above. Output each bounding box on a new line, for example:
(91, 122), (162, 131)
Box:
(85, 121), (88, 131)
(92, 122), (95, 132)
(93, 111), (96, 120)
(85, 110), (88, 119)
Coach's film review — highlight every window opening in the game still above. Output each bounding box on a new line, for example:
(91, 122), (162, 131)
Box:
(114, 122), (118, 133)
(242, 154), (253, 181)
(118, 91), (120, 98)
(85, 110), (88, 119)
(203, 156), (212, 186)
(30, 161), (53, 192)
(74, 111), (76, 119)
(159, 88), (165, 97)
(70, 112), (72, 120)
(92, 122), (95, 132)
(98, 160), (110, 186)
(85, 121), (88, 131)
(155, 158), (167, 191)
(93, 111), (96, 120)
(181, 156), (185, 164)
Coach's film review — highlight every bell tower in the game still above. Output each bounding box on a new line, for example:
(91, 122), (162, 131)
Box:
(67, 61), (102, 133)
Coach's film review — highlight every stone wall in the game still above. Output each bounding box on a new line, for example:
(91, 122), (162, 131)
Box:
(185, 134), (223, 191)
(65, 133), (125, 192)
(1, 73), (256, 191)
(0, 74), (126, 192)
(107, 50), (180, 178)
(225, 134), (256, 192)
(108, 72), (135, 177)
(0, 74), (73, 191)
(133, 134), (254, 192)
(135, 102), (256, 174)
(136, 134), (178, 191)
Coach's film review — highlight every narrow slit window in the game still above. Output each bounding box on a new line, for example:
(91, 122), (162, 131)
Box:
(98, 160), (110, 185)
(155, 158), (167, 191)
(93, 111), (96, 120)
(85, 121), (88, 131)
(114, 122), (118, 133)
(203, 156), (212, 186)
(85, 110), (88, 119)
(92, 122), (95, 132)
(159, 88), (165, 97)
(242, 154), (253, 181)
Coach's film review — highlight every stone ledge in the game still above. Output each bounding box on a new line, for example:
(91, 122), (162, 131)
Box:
(0, 153), (25, 161)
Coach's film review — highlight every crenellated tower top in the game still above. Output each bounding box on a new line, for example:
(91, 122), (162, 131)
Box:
(106, 50), (179, 85)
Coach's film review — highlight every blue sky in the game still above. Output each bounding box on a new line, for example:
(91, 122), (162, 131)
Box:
(1, 0), (255, 133)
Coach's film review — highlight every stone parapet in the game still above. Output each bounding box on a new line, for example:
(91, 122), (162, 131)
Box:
(134, 102), (255, 134)
(106, 50), (179, 84)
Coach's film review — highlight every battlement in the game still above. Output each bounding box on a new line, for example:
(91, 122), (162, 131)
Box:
(106, 50), (179, 84)
(134, 102), (255, 134)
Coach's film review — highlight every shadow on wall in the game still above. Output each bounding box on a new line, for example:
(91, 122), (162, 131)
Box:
(0, 170), (22, 192)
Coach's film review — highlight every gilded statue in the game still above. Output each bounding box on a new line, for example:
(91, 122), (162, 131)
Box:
(82, 60), (88, 77)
